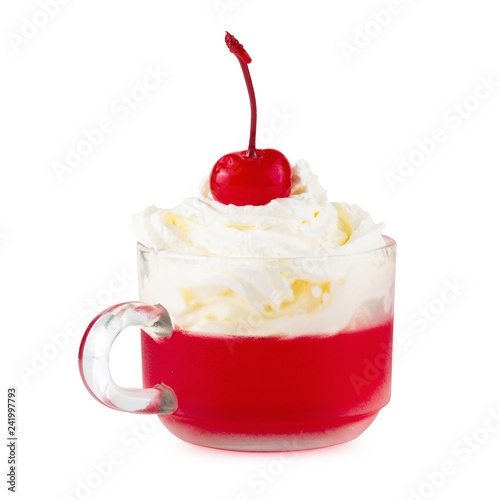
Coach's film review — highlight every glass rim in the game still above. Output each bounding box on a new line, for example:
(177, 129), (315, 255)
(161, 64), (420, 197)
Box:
(136, 235), (396, 262)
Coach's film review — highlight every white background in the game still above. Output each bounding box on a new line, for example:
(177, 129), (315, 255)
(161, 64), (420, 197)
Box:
(2, 0), (500, 499)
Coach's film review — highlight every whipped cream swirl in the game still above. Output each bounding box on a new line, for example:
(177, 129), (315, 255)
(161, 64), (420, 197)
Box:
(132, 160), (385, 257)
(133, 160), (394, 336)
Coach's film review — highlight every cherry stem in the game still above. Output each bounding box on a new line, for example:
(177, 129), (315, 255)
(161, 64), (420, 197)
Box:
(239, 59), (258, 158)
(225, 32), (259, 159)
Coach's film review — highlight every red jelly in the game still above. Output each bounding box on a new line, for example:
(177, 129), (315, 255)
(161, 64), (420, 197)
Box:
(142, 320), (393, 451)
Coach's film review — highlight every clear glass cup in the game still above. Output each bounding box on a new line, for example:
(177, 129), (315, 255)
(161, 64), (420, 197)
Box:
(79, 237), (396, 451)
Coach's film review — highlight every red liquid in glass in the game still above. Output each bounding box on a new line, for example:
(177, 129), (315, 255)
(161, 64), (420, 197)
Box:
(141, 321), (393, 450)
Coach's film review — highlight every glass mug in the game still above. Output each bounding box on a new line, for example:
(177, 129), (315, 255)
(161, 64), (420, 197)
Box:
(79, 238), (396, 451)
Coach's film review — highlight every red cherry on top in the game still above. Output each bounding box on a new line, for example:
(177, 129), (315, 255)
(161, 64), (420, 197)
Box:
(210, 33), (292, 206)
(211, 149), (291, 206)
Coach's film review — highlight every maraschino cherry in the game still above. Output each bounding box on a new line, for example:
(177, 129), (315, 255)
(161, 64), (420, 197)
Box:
(210, 32), (292, 206)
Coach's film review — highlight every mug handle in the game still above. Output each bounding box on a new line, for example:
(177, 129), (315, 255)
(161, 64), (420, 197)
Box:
(78, 301), (177, 415)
